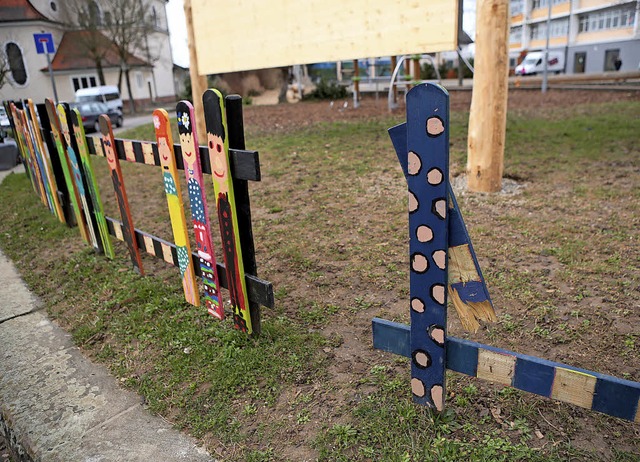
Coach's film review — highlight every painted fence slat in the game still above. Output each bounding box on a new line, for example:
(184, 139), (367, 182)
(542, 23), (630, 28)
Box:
(45, 99), (91, 244)
(26, 99), (65, 223)
(203, 89), (252, 334)
(389, 122), (495, 333)
(372, 317), (640, 422)
(176, 101), (223, 319)
(153, 108), (200, 307)
(9, 104), (41, 199)
(99, 115), (144, 274)
(57, 104), (100, 252)
(70, 108), (115, 259)
(404, 84), (450, 410)
(226, 95), (261, 335)
(21, 104), (55, 213)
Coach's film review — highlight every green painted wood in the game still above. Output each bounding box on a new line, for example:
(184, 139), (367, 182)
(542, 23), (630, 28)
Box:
(70, 108), (115, 259)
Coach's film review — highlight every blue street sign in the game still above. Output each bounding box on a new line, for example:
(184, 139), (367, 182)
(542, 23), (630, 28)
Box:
(33, 33), (55, 54)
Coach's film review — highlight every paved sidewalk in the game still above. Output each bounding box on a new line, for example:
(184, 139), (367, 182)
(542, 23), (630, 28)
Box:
(0, 166), (213, 462)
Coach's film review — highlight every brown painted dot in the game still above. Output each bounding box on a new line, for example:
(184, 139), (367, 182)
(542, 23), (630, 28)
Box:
(426, 116), (445, 137)
(408, 151), (421, 175)
(432, 284), (446, 305)
(432, 250), (446, 270)
(427, 168), (443, 185)
(411, 298), (425, 313)
(429, 326), (445, 346)
(411, 253), (429, 273)
(411, 378), (426, 397)
(432, 199), (446, 219)
(431, 385), (444, 411)
(408, 191), (418, 212)
(416, 225), (433, 242)
(413, 350), (431, 369)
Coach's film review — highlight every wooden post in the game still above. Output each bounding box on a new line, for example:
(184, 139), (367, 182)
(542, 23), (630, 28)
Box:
(404, 57), (412, 90)
(412, 55), (421, 84)
(353, 59), (360, 105)
(184, 0), (208, 139)
(390, 56), (398, 104)
(466, 0), (509, 193)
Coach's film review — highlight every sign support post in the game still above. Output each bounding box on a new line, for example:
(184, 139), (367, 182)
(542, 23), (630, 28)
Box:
(33, 33), (58, 103)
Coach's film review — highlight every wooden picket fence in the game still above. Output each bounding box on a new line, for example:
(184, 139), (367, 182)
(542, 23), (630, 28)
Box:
(3, 94), (273, 336)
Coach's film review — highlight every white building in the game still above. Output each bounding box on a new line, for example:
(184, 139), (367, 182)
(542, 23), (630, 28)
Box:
(0, 0), (177, 109)
(509, 0), (640, 73)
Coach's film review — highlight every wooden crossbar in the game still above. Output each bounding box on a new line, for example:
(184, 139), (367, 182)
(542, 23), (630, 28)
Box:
(85, 136), (261, 181)
(372, 317), (640, 422)
(105, 217), (274, 309)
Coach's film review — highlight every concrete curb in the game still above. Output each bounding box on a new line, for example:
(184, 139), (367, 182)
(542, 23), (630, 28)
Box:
(0, 167), (214, 462)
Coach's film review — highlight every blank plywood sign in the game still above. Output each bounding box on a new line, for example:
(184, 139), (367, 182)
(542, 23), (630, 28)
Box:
(191, 0), (458, 74)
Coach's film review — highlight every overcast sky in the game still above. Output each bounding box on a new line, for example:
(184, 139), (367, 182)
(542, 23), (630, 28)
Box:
(166, 0), (476, 68)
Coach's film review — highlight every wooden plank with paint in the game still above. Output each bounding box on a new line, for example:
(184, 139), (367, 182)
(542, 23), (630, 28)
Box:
(202, 89), (252, 334)
(57, 103), (100, 252)
(153, 108), (200, 307)
(45, 98), (90, 244)
(70, 108), (115, 259)
(372, 318), (640, 422)
(9, 104), (42, 199)
(20, 106), (55, 213)
(26, 99), (65, 223)
(99, 115), (144, 274)
(36, 102), (74, 225)
(175, 101), (223, 319)
(225, 95), (261, 335)
(404, 84), (450, 410)
(388, 122), (496, 332)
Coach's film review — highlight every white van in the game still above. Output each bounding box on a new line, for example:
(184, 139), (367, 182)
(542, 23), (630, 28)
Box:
(75, 85), (123, 114)
(515, 51), (565, 76)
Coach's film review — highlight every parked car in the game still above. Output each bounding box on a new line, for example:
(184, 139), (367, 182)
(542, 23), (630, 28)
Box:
(71, 101), (123, 133)
(0, 106), (11, 138)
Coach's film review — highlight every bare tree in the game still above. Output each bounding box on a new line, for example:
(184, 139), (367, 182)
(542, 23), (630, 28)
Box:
(102, 0), (156, 113)
(61, 0), (112, 85)
(61, 0), (157, 113)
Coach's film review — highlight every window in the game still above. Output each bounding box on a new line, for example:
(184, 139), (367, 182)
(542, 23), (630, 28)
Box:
(136, 71), (144, 89)
(5, 42), (27, 86)
(578, 6), (635, 33)
(510, 26), (523, 43)
(510, 0), (523, 15)
(530, 18), (568, 40)
(604, 49), (620, 71)
(71, 75), (98, 92)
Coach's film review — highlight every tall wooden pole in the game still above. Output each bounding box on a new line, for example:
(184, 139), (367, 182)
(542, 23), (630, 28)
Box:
(184, 0), (208, 139)
(466, 0), (510, 192)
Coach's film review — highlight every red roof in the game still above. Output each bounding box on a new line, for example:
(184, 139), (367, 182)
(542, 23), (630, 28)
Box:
(45, 30), (149, 72)
(0, 0), (47, 22)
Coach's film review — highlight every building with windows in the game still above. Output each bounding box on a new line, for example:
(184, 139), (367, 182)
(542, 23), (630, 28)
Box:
(509, 0), (640, 73)
(0, 0), (177, 109)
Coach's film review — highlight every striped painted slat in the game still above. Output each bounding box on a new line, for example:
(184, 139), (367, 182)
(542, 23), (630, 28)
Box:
(372, 317), (640, 422)
(103, 217), (274, 309)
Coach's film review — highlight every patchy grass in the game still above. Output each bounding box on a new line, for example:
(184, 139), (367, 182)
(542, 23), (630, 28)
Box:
(0, 97), (638, 460)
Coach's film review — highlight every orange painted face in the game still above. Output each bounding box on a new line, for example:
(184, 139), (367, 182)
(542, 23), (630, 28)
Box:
(158, 137), (170, 167)
(208, 133), (227, 181)
(180, 132), (196, 168)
